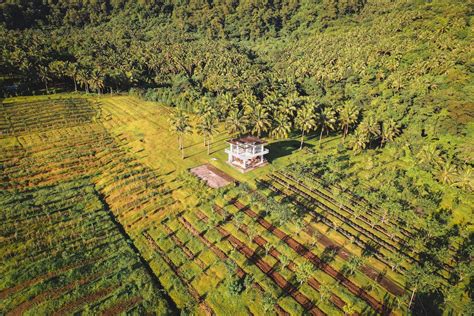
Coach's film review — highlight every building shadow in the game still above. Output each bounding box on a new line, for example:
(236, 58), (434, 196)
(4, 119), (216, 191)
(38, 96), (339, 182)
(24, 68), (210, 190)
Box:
(266, 140), (313, 162)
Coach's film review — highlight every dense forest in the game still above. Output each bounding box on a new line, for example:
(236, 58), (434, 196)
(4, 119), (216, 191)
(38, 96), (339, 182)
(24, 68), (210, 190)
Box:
(1, 0), (473, 314)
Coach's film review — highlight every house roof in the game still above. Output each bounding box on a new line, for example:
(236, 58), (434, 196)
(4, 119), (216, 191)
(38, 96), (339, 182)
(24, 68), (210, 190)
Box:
(228, 135), (267, 146)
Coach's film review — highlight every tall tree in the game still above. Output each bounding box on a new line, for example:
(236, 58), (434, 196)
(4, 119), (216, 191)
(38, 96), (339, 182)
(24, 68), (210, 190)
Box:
(168, 110), (192, 159)
(381, 119), (400, 146)
(88, 69), (104, 95)
(338, 102), (360, 142)
(250, 104), (271, 137)
(317, 107), (337, 147)
(196, 113), (218, 155)
(218, 92), (237, 120)
(270, 112), (291, 139)
(225, 109), (248, 136)
(295, 104), (317, 150)
(37, 65), (51, 94)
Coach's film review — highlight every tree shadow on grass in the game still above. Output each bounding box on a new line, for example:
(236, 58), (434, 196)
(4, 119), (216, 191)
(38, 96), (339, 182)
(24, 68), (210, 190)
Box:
(266, 140), (313, 163)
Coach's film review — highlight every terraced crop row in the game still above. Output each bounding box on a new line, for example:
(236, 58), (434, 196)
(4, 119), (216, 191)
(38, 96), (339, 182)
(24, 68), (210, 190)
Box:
(1, 98), (177, 314)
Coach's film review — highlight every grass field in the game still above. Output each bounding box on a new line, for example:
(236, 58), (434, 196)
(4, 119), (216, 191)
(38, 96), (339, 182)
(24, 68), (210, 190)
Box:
(1, 93), (436, 315)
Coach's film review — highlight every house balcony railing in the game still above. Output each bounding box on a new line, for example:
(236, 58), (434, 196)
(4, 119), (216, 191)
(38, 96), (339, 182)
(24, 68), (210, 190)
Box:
(225, 148), (269, 160)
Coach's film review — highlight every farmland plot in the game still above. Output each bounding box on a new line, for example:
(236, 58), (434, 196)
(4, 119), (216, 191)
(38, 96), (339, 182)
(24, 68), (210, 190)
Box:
(0, 97), (176, 315)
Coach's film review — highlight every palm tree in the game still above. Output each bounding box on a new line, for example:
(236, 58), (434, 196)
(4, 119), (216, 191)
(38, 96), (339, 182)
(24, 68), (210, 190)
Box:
(338, 102), (360, 142)
(406, 264), (433, 308)
(295, 104), (317, 150)
(455, 166), (473, 191)
(350, 129), (369, 153)
(65, 62), (79, 92)
(279, 93), (298, 118)
(194, 96), (214, 116)
(88, 69), (104, 95)
(359, 115), (380, 141)
(241, 91), (259, 115)
(279, 254), (290, 270)
(38, 65), (51, 94)
(381, 119), (400, 146)
(436, 159), (457, 185)
(262, 293), (276, 313)
(317, 107), (337, 147)
(196, 113), (218, 155)
(270, 112), (291, 139)
(218, 92), (237, 119)
(168, 111), (192, 159)
(77, 68), (90, 93)
(318, 281), (333, 304)
(225, 109), (248, 136)
(342, 298), (356, 316)
(251, 104), (271, 137)
(416, 144), (443, 167)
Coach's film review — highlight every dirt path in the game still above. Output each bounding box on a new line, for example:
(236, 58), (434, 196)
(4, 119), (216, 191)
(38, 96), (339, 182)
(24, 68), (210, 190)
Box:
(234, 201), (391, 315)
(179, 216), (289, 316)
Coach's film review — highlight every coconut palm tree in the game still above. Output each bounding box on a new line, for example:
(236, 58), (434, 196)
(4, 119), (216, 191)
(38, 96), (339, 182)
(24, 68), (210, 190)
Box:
(196, 113), (218, 155)
(436, 159), (458, 185)
(168, 111), (192, 159)
(218, 92), (237, 119)
(77, 68), (90, 93)
(270, 112), (291, 139)
(251, 104), (271, 137)
(88, 69), (104, 95)
(295, 104), (317, 150)
(317, 107), (337, 147)
(455, 166), (473, 191)
(406, 263), (433, 308)
(350, 129), (369, 153)
(342, 299), (356, 315)
(225, 109), (248, 136)
(338, 102), (360, 142)
(194, 96), (214, 116)
(65, 62), (79, 92)
(416, 144), (443, 167)
(381, 119), (400, 146)
(38, 65), (51, 94)
(359, 115), (380, 141)
(241, 91), (259, 115)
(279, 93), (298, 118)
(318, 281), (333, 304)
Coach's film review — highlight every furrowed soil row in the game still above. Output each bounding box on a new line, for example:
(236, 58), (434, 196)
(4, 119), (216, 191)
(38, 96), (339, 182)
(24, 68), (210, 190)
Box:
(233, 200), (390, 315)
(178, 216), (289, 316)
(246, 186), (405, 297)
(211, 205), (350, 314)
(261, 179), (405, 273)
